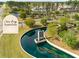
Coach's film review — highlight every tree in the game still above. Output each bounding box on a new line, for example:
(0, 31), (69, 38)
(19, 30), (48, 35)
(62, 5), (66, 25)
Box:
(46, 2), (51, 16)
(19, 9), (26, 19)
(67, 0), (78, 9)
(25, 18), (35, 27)
(54, 11), (60, 15)
(19, 12), (26, 19)
(47, 23), (58, 38)
(40, 18), (47, 26)
(1, 4), (10, 18)
(73, 14), (79, 21)
(58, 24), (67, 34)
(58, 17), (70, 25)
(58, 17), (70, 32)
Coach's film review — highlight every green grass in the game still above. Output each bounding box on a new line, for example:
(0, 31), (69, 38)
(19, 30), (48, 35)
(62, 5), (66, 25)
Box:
(0, 27), (32, 58)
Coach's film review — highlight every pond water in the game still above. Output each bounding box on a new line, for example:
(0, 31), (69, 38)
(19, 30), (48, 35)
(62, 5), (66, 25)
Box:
(21, 27), (74, 58)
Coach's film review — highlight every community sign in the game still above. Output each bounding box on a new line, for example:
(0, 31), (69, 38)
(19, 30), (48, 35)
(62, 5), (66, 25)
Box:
(3, 14), (18, 34)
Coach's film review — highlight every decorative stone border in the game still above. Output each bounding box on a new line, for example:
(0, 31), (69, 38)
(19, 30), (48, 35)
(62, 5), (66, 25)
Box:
(46, 39), (79, 58)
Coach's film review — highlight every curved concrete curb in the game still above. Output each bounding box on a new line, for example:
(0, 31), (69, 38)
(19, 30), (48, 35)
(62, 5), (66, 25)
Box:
(46, 39), (79, 58)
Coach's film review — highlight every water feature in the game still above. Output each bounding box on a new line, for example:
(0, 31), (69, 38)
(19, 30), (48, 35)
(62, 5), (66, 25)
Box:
(20, 27), (74, 58)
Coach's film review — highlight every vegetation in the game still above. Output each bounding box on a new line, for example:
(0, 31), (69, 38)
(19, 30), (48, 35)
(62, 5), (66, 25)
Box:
(2, 0), (79, 19)
(58, 17), (70, 33)
(54, 11), (60, 15)
(40, 18), (47, 26)
(19, 9), (26, 19)
(73, 14), (79, 21)
(1, 0), (79, 55)
(25, 18), (35, 27)
(0, 27), (31, 58)
(47, 16), (79, 49)
(58, 17), (70, 25)
(58, 24), (67, 34)
(59, 30), (79, 49)
(47, 23), (58, 38)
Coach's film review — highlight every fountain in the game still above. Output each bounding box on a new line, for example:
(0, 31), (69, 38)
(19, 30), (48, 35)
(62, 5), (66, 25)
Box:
(34, 30), (46, 44)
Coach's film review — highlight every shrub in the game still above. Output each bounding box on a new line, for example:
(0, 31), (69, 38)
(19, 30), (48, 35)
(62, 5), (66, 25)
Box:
(54, 11), (60, 15)
(47, 23), (58, 38)
(58, 17), (70, 25)
(19, 12), (26, 19)
(25, 18), (35, 27)
(58, 17), (70, 33)
(19, 9), (26, 19)
(58, 24), (67, 34)
(73, 14), (79, 21)
(59, 30), (79, 49)
(40, 18), (47, 26)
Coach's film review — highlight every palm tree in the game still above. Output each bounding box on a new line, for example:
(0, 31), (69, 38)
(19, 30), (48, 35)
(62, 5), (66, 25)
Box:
(67, 0), (78, 9)
(51, 2), (54, 10)
(56, 2), (59, 10)
(25, 2), (30, 15)
(46, 2), (51, 16)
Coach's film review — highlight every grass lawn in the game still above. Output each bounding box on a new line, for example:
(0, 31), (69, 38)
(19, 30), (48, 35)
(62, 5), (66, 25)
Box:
(0, 25), (32, 58)
(0, 17), (43, 58)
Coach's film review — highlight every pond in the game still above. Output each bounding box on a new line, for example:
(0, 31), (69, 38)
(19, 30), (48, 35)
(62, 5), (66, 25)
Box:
(20, 27), (74, 58)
